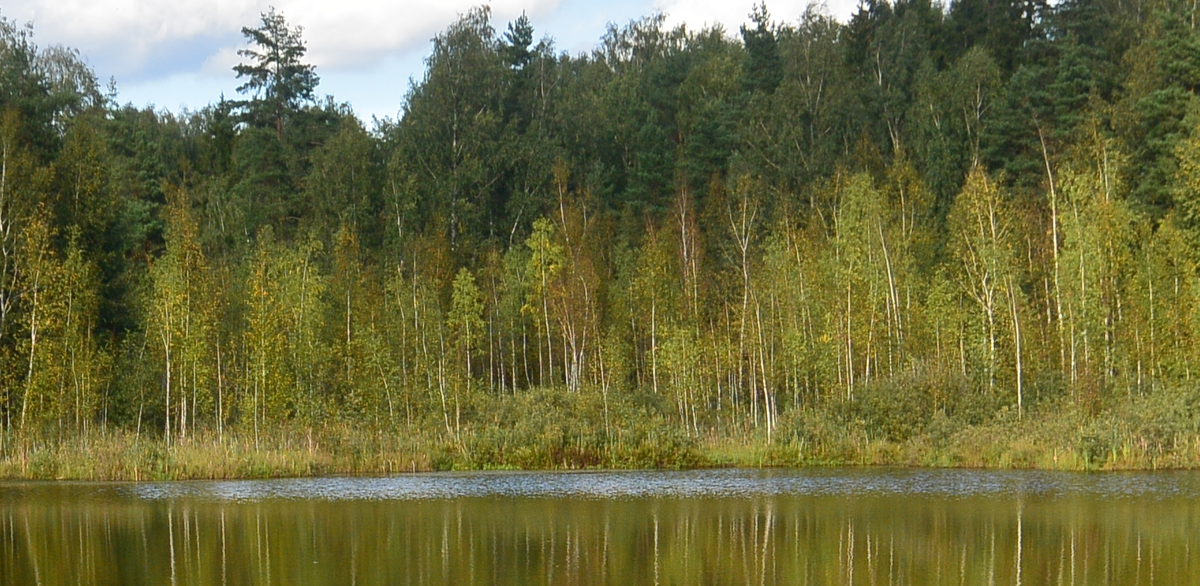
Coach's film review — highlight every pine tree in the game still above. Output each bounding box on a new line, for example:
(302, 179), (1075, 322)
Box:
(234, 7), (319, 142)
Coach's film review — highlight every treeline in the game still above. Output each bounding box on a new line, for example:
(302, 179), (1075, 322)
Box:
(4, 0), (1200, 467)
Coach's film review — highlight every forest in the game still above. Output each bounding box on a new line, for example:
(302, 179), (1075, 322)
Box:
(3, 0), (1200, 478)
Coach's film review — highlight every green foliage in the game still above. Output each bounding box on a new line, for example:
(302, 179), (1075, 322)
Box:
(947, 167), (1021, 396)
(149, 191), (217, 442)
(303, 118), (380, 244)
(0, 14), (101, 160)
(243, 229), (327, 430)
(11, 210), (109, 438)
(392, 6), (508, 249)
(449, 267), (484, 376)
(9, 1), (1200, 475)
(741, 3), (782, 94)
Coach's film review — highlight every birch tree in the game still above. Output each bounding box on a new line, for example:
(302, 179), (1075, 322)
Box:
(947, 167), (1026, 412)
(149, 191), (216, 443)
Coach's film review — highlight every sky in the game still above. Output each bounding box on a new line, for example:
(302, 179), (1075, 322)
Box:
(1, 0), (859, 122)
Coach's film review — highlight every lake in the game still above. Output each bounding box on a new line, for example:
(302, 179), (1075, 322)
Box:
(2, 468), (1199, 585)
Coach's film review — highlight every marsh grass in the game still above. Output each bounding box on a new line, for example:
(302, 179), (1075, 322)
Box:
(0, 427), (437, 480)
(3, 383), (1200, 479)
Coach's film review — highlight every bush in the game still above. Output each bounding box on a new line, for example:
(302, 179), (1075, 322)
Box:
(458, 386), (699, 469)
(841, 368), (979, 442)
(1123, 385), (1200, 454)
(776, 407), (866, 463)
(1077, 416), (1121, 466)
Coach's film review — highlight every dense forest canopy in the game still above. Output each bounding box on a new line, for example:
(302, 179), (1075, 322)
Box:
(3, 0), (1200, 466)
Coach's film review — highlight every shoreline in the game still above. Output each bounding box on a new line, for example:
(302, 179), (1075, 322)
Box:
(2, 426), (1197, 481)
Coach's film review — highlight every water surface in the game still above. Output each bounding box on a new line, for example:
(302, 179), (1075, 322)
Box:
(3, 468), (1198, 584)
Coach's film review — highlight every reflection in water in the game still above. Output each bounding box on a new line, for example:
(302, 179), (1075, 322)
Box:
(2, 469), (1200, 585)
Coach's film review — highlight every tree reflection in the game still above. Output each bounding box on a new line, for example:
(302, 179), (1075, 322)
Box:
(2, 484), (1199, 585)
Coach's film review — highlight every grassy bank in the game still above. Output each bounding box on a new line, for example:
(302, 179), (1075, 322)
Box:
(3, 385), (1200, 480)
(0, 427), (695, 481)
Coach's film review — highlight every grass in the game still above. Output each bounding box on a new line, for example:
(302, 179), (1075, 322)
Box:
(0, 427), (438, 481)
(4, 384), (1200, 480)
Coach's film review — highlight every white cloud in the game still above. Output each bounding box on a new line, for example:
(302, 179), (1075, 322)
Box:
(655, 0), (858, 33)
(200, 46), (242, 79)
(5, 0), (862, 119)
(15, 0), (256, 43)
(284, 0), (562, 70)
(3, 0), (564, 78)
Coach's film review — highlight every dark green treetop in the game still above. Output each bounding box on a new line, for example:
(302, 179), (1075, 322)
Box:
(741, 3), (782, 94)
(234, 7), (319, 141)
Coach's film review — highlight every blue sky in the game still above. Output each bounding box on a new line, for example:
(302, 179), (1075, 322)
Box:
(2, 0), (858, 122)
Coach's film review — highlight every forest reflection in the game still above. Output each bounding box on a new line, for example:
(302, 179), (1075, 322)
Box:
(3, 476), (1199, 585)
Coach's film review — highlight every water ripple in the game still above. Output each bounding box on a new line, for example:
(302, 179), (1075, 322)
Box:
(119, 468), (1200, 503)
